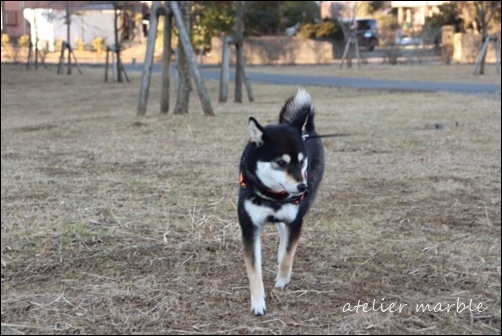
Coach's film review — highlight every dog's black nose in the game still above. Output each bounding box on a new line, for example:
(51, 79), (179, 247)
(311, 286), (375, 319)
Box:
(297, 183), (308, 193)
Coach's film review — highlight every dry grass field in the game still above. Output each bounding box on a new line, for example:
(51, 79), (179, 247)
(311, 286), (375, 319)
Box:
(1, 63), (501, 335)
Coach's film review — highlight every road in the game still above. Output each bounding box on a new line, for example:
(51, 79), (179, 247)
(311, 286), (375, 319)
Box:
(127, 64), (501, 95)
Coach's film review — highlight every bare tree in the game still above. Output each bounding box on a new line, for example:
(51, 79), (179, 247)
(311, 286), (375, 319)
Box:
(25, 2), (47, 69)
(29, 13), (45, 69)
(137, 0), (160, 116)
(469, 1), (501, 74)
(233, 1), (253, 103)
(109, 1), (134, 82)
(66, 1), (72, 74)
(138, 1), (214, 116)
(331, 1), (362, 68)
(113, 1), (123, 82)
(234, 1), (245, 103)
(160, 3), (173, 114)
(174, 1), (191, 114)
(57, 1), (82, 75)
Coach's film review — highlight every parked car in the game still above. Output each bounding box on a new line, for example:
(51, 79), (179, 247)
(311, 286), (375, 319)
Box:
(342, 18), (379, 51)
(395, 35), (424, 46)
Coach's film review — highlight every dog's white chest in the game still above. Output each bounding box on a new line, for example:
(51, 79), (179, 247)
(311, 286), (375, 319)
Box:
(244, 199), (299, 225)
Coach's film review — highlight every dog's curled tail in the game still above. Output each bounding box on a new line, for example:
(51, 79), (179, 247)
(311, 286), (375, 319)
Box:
(279, 88), (315, 126)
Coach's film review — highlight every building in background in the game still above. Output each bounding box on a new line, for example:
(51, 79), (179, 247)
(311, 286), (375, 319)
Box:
(390, 1), (450, 27)
(1, 1), (146, 50)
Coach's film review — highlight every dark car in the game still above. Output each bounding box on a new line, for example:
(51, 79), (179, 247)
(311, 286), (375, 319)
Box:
(342, 18), (379, 51)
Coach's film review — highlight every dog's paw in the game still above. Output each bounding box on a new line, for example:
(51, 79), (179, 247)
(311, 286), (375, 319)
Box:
(252, 306), (267, 316)
(251, 297), (267, 316)
(274, 275), (291, 289)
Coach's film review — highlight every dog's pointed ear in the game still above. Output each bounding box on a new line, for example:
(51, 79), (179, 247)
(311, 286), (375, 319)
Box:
(291, 112), (308, 132)
(248, 117), (264, 146)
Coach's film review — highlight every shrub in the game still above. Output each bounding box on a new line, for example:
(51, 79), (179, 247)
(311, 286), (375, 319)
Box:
(298, 21), (344, 40)
(315, 20), (343, 40)
(425, 3), (462, 32)
(298, 23), (317, 39)
(384, 46), (401, 65)
(376, 14), (400, 46)
(92, 37), (106, 54)
(1, 34), (11, 48)
(18, 35), (30, 48)
(75, 38), (86, 51)
(1, 34), (20, 61)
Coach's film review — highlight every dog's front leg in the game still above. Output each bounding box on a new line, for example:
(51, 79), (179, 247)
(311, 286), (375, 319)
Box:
(275, 219), (302, 289)
(242, 224), (266, 316)
(276, 222), (288, 265)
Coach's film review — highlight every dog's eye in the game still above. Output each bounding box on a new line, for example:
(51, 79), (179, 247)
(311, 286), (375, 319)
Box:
(276, 159), (288, 168)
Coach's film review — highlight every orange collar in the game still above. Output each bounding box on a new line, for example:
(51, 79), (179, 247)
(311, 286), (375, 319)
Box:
(239, 171), (246, 188)
(240, 171), (305, 204)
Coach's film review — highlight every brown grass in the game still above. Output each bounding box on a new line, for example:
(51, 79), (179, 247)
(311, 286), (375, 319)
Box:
(1, 63), (500, 335)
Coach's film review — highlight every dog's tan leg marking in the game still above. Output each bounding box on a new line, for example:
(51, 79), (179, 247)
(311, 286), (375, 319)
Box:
(244, 241), (266, 315)
(275, 236), (299, 288)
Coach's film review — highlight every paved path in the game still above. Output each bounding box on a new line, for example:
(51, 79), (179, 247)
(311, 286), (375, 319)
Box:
(126, 64), (501, 95)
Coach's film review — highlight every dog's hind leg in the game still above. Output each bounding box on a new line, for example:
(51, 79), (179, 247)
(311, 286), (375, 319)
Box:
(275, 220), (302, 289)
(242, 227), (266, 316)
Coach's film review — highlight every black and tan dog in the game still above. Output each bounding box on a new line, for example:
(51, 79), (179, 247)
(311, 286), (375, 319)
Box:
(238, 88), (325, 315)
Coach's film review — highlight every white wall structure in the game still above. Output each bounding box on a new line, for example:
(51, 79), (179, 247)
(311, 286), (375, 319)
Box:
(23, 6), (116, 52)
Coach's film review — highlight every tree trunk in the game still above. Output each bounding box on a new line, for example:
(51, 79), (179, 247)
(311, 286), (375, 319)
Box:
(169, 1), (214, 116)
(219, 36), (232, 102)
(66, 1), (71, 75)
(473, 1), (498, 76)
(137, 1), (160, 116)
(173, 1), (191, 114)
(478, 3), (487, 75)
(160, 4), (173, 114)
(234, 1), (244, 103)
(113, 2), (123, 82)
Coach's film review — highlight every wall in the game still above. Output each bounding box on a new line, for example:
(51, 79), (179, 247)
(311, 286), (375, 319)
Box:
(452, 32), (500, 64)
(211, 36), (336, 65)
(22, 8), (116, 51)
